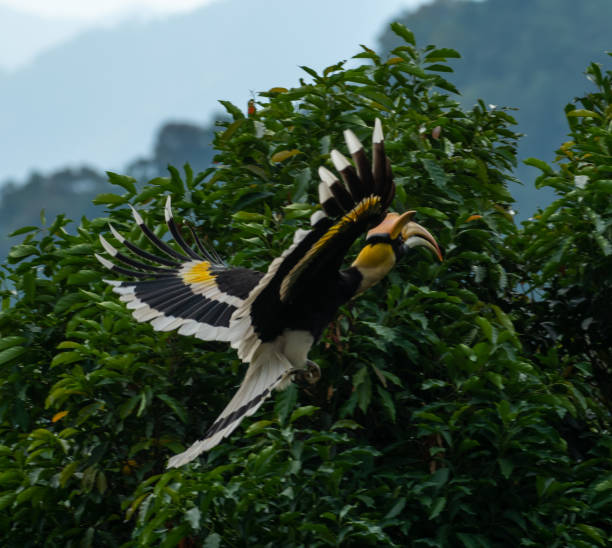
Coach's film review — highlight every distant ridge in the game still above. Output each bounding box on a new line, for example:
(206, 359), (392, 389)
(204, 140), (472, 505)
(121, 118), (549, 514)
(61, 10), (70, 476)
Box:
(0, 0), (411, 184)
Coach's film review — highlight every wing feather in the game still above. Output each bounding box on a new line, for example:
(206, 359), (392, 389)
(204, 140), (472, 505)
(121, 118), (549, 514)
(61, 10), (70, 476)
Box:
(96, 198), (264, 342)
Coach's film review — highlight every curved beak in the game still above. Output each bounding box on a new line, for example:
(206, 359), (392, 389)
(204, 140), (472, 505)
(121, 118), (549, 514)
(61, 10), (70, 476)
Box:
(401, 221), (443, 261)
(367, 211), (416, 239)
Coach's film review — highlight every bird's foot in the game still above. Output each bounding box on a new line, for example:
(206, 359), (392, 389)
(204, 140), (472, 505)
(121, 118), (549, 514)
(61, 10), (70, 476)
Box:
(293, 360), (321, 386)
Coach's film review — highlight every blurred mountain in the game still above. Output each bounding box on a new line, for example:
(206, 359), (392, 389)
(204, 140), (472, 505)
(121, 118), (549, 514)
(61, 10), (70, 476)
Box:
(379, 0), (612, 217)
(0, 121), (215, 258)
(0, 0), (410, 184)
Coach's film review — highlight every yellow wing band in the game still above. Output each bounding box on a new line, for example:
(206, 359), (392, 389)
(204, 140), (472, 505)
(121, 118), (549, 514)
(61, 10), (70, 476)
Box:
(280, 195), (382, 300)
(182, 261), (215, 284)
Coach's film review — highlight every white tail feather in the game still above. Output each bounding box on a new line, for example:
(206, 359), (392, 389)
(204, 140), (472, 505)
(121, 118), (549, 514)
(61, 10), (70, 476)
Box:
(167, 344), (293, 468)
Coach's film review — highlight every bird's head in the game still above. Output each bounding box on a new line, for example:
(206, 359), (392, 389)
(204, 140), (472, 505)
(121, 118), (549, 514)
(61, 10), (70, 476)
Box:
(351, 211), (442, 294)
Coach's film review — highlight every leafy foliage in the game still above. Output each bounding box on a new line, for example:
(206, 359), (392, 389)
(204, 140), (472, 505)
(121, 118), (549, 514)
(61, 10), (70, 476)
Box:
(1, 26), (611, 547)
(518, 56), (612, 459)
(379, 0), (612, 217)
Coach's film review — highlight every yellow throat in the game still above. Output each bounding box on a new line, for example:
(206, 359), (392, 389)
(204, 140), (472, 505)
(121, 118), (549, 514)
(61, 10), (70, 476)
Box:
(351, 242), (396, 294)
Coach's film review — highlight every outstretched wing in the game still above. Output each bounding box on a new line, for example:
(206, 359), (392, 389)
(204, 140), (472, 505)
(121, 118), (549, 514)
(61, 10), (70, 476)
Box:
(231, 118), (395, 362)
(96, 197), (264, 342)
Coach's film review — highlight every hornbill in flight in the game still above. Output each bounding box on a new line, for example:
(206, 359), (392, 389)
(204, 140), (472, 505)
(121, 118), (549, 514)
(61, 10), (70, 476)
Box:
(96, 119), (442, 468)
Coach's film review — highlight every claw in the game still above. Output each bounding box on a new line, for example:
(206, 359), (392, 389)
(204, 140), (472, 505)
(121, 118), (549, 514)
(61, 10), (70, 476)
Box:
(293, 360), (321, 386)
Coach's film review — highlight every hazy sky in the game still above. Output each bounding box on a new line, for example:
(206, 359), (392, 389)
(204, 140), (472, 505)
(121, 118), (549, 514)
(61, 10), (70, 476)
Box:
(0, 0), (219, 19)
(0, 0), (435, 183)
(0, 0), (432, 70)
(0, 0), (220, 69)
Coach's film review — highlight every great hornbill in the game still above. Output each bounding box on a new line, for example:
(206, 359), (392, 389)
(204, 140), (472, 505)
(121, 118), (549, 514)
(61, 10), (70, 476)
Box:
(96, 119), (442, 468)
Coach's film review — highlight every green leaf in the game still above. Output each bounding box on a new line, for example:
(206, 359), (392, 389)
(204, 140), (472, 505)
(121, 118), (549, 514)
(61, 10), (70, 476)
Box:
(157, 394), (188, 423)
(475, 316), (494, 343)
(8, 226), (39, 237)
(575, 524), (605, 546)
(566, 109), (601, 118)
(497, 400), (515, 425)
(0, 492), (16, 511)
(594, 479), (612, 492)
(385, 497), (406, 519)
(232, 211), (265, 222)
(422, 158), (448, 187)
(54, 293), (86, 314)
(67, 270), (100, 285)
(331, 419), (363, 431)
(289, 405), (319, 423)
(92, 193), (127, 206)
(57, 341), (83, 350)
(7, 244), (38, 261)
(300, 65), (319, 79)
(275, 383), (298, 424)
(218, 100), (244, 120)
(485, 372), (504, 390)
(524, 157), (555, 175)
(591, 179), (612, 193)
(106, 172), (137, 194)
(245, 420), (275, 436)
(417, 206), (448, 220)
(429, 496), (446, 519)
(270, 149), (301, 162)
(498, 458), (514, 479)
(390, 22), (416, 45)
(51, 351), (82, 368)
(0, 336), (26, 351)
(377, 386), (396, 422)
(425, 48), (461, 61)
(0, 346), (26, 366)
(119, 395), (140, 420)
(59, 461), (79, 487)
(220, 118), (245, 141)
(356, 88), (395, 110)
(426, 63), (454, 72)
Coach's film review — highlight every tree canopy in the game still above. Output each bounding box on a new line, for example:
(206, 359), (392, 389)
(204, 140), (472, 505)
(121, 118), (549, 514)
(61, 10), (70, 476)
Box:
(1, 25), (611, 547)
(379, 0), (612, 217)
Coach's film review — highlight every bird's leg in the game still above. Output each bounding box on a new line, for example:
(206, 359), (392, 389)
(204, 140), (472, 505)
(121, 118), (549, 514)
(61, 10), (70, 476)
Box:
(293, 359), (321, 386)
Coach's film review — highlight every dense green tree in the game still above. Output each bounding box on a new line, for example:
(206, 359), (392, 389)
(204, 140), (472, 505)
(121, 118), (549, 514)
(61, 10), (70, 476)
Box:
(518, 56), (612, 437)
(0, 168), (108, 259)
(379, 0), (612, 218)
(1, 26), (611, 547)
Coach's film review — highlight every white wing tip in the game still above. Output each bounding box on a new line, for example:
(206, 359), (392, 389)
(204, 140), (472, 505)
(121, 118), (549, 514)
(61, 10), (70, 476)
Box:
(318, 180), (332, 202)
(99, 234), (117, 256)
(318, 165), (337, 185)
(330, 149), (351, 171)
(343, 129), (362, 154)
(129, 204), (144, 225)
(95, 253), (114, 270)
(293, 227), (310, 244)
(373, 118), (384, 143)
(164, 195), (172, 222)
(108, 223), (125, 243)
(310, 209), (327, 226)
